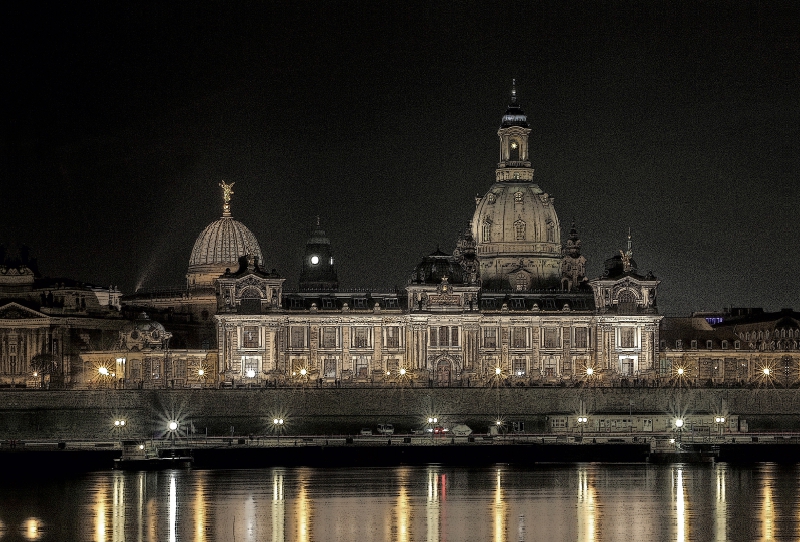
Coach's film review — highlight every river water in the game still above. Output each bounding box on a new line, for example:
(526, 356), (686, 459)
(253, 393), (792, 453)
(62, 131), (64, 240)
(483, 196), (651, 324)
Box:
(1, 463), (798, 541)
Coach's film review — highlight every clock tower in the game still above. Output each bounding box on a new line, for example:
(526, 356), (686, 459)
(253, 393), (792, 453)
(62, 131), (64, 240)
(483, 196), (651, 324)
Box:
(299, 217), (339, 291)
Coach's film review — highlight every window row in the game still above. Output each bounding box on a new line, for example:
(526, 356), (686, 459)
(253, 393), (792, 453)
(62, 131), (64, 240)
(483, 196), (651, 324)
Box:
(671, 339), (741, 350)
(482, 327), (592, 349)
(288, 326), (403, 349)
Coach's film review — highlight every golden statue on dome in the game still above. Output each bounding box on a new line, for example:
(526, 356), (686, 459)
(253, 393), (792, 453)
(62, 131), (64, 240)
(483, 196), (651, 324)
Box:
(219, 180), (235, 203)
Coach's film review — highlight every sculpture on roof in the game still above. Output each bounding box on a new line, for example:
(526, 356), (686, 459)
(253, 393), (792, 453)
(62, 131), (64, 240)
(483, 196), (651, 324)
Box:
(219, 180), (235, 204)
(619, 228), (633, 273)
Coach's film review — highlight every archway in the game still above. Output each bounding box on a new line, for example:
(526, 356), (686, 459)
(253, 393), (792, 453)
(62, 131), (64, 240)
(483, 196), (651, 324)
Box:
(436, 357), (452, 386)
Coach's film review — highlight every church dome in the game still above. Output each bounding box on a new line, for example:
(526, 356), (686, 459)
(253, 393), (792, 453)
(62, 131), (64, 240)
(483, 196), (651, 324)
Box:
(187, 181), (263, 290)
(470, 84), (563, 290)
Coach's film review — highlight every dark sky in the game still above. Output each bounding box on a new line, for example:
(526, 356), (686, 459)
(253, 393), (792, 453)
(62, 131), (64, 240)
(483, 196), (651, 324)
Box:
(2, 2), (798, 316)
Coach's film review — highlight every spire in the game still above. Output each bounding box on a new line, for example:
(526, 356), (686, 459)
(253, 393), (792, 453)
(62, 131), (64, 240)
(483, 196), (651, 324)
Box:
(219, 180), (235, 217)
(500, 79), (528, 128)
(627, 227), (632, 253)
(511, 78), (517, 104)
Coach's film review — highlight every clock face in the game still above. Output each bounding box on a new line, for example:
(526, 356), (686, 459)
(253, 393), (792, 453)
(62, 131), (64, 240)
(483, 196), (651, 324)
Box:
(311, 256), (319, 265)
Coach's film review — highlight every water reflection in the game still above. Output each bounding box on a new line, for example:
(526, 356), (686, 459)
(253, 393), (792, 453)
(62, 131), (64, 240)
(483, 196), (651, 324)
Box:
(9, 464), (800, 540)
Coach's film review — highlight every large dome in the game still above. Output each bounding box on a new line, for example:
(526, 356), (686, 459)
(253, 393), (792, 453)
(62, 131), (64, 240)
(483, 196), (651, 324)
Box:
(188, 216), (262, 270)
(187, 182), (263, 290)
(470, 85), (563, 290)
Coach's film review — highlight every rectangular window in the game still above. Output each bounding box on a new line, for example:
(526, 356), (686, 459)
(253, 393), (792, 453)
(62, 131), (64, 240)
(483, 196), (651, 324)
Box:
(543, 328), (560, 349)
(324, 358), (337, 378)
(691, 340), (697, 349)
(355, 356), (369, 378)
(353, 298), (368, 310)
(735, 340), (740, 349)
(174, 360), (187, 380)
(429, 327), (438, 347)
(353, 327), (369, 348)
(543, 356), (557, 377)
(512, 327), (526, 349)
(385, 298), (399, 309)
(290, 327), (305, 348)
(513, 357), (526, 375)
(242, 326), (259, 348)
(574, 328), (588, 349)
(450, 327), (459, 347)
(620, 328), (636, 348)
(385, 326), (400, 348)
(322, 327), (337, 348)
(439, 326), (449, 347)
(484, 328), (497, 348)
(707, 340), (713, 350)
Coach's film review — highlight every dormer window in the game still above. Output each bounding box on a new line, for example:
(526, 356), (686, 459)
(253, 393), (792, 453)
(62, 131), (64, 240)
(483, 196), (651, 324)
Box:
(487, 193), (496, 204)
(722, 340), (728, 349)
(482, 219), (492, 242)
(691, 340), (697, 349)
(735, 340), (741, 349)
(706, 340), (713, 350)
(514, 191), (523, 203)
(676, 340), (682, 349)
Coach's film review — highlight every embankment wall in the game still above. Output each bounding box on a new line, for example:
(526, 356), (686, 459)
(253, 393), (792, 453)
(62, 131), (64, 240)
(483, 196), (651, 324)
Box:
(1, 387), (798, 440)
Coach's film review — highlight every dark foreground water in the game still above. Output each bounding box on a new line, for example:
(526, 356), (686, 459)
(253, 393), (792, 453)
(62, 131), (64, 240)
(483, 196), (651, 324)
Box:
(1, 463), (799, 541)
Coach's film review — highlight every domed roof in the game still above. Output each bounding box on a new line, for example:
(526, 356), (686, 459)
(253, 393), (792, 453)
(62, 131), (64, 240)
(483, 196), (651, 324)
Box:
(188, 216), (262, 270)
(409, 249), (464, 285)
(188, 181), (263, 275)
(119, 312), (171, 351)
(472, 182), (561, 249)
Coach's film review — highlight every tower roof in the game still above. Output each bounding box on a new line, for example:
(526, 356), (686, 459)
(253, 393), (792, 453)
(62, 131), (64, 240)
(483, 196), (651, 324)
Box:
(500, 79), (529, 128)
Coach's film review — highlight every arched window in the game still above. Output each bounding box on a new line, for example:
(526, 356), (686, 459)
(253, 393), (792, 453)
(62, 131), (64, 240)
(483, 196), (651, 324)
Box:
(509, 139), (520, 161)
(514, 219), (526, 240)
(482, 219), (492, 242)
(617, 290), (637, 315)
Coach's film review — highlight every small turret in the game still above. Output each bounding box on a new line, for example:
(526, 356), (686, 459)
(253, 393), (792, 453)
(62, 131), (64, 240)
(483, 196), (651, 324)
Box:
(299, 217), (339, 291)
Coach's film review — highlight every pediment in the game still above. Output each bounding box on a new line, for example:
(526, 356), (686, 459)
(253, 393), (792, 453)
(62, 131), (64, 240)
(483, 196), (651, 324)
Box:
(0, 302), (50, 320)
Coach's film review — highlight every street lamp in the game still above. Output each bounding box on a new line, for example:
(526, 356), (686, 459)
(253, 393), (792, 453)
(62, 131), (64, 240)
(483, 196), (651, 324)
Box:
(577, 416), (588, 438)
(714, 416), (726, 435)
(674, 418), (684, 443)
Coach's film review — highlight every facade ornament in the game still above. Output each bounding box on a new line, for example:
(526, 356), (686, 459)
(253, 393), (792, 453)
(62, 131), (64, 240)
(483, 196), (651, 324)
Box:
(619, 228), (633, 273)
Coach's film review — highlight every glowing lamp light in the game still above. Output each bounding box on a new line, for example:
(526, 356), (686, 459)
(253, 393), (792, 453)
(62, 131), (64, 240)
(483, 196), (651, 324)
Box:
(98, 367), (109, 376)
(763, 368), (770, 376)
(675, 419), (684, 429)
(273, 418), (284, 425)
(577, 416), (588, 423)
(496, 420), (502, 426)
(715, 416), (726, 423)
(246, 369), (256, 378)
(670, 438), (675, 444)
(586, 367), (594, 376)
(495, 367), (502, 375)
(198, 369), (205, 377)
(399, 368), (406, 376)
(677, 368), (684, 375)
(300, 368), (307, 376)
(386, 371), (391, 376)
(139, 444), (145, 450)
(32, 371), (38, 377)
(311, 256), (319, 265)
(168, 421), (178, 431)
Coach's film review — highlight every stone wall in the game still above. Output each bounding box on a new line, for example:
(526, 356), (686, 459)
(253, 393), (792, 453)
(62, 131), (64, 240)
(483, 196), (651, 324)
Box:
(1, 387), (799, 440)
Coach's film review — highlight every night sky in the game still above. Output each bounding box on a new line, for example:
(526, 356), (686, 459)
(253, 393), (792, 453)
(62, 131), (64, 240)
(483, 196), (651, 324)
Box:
(2, 2), (798, 316)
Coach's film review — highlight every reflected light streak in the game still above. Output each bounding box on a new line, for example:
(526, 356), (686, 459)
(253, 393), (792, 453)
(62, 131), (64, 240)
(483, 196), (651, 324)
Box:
(170, 473), (177, 542)
(272, 471), (285, 542)
(427, 468), (440, 542)
(577, 467), (596, 541)
(296, 474), (310, 542)
(113, 471), (125, 542)
(494, 469), (507, 542)
(396, 479), (410, 542)
(95, 481), (107, 542)
(714, 465), (727, 541)
(194, 471), (208, 542)
(21, 518), (43, 541)
(762, 468), (774, 540)
(675, 468), (686, 542)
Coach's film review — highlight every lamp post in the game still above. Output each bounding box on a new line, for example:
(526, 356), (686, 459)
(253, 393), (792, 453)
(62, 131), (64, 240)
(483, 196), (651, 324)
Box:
(714, 416), (726, 436)
(273, 417), (284, 444)
(674, 418), (684, 444)
(113, 419), (126, 446)
(167, 420), (179, 445)
(577, 416), (588, 439)
(428, 417), (437, 441)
